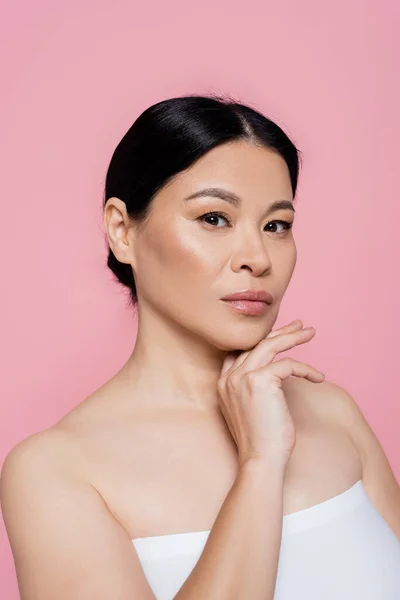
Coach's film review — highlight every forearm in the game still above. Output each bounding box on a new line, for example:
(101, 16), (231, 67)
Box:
(174, 460), (285, 600)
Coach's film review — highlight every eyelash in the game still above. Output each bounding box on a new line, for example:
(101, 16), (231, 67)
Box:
(198, 211), (294, 234)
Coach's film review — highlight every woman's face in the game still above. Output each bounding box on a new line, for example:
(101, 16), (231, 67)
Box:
(112, 140), (297, 352)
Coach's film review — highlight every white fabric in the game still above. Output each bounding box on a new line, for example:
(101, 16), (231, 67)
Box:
(132, 479), (400, 599)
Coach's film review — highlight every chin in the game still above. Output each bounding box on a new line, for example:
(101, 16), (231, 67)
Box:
(210, 327), (271, 354)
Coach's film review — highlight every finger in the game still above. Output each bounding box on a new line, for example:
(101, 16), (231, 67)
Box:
(266, 320), (303, 339)
(249, 357), (325, 385)
(235, 327), (316, 375)
(228, 321), (304, 373)
(221, 351), (242, 376)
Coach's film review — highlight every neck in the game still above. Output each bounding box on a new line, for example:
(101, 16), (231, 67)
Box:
(116, 306), (232, 414)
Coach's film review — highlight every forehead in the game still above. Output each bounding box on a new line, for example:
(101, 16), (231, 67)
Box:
(165, 140), (293, 203)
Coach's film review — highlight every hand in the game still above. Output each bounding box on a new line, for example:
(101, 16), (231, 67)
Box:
(217, 320), (325, 470)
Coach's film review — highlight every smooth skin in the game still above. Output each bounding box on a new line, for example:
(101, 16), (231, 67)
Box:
(173, 320), (326, 600)
(1, 140), (399, 599)
(218, 322), (325, 469)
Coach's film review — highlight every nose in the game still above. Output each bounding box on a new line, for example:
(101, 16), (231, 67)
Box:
(230, 231), (272, 276)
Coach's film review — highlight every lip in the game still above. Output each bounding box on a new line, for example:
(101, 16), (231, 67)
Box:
(221, 288), (274, 304)
(222, 299), (270, 316)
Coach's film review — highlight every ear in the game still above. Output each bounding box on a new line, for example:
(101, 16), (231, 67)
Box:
(103, 197), (137, 268)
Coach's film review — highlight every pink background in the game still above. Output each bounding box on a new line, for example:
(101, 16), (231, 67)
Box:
(1, 0), (399, 596)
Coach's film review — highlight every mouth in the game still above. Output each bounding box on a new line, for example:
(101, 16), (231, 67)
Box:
(221, 288), (274, 304)
(221, 299), (271, 316)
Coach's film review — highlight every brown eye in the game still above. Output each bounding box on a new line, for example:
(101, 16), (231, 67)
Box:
(198, 212), (231, 227)
(265, 220), (293, 234)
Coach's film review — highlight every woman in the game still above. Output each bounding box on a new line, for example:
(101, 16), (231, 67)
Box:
(1, 94), (400, 600)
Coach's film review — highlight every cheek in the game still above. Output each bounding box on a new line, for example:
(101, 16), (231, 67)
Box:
(158, 228), (220, 274)
(273, 238), (296, 269)
(137, 226), (218, 296)
(287, 241), (297, 272)
(137, 228), (222, 324)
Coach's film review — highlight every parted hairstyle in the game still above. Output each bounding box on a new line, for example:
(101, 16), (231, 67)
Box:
(103, 93), (302, 308)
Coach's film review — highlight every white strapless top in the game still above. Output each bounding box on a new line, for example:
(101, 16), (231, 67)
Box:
(132, 479), (400, 599)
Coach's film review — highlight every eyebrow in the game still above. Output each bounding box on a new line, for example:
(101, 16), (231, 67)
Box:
(184, 187), (295, 215)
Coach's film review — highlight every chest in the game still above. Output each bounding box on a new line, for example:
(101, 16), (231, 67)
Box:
(84, 408), (362, 540)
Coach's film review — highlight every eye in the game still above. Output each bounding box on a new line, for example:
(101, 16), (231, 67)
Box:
(198, 212), (231, 227)
(265, 220), (294, 234)
(198, 212), (294, 234)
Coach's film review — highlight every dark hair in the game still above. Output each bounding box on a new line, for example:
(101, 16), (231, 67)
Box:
(103, 93), (302, 308)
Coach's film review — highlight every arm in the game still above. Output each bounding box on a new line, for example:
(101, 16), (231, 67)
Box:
(321, 379), (400, 541)
(175, 459), (285, 600)
(0, 430), (157, 600)
(1, 431), (285, 600)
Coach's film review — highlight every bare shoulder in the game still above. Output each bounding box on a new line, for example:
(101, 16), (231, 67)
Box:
(282, 375), (364, 427)
(0, 428), (156, 599)
(284, 375), (385, 445)
(0, 427), (82, 488)
(281, 375), (343, 426)
(0, 427), (87, 531)
(0, 406), (108, 517)
(283, 376), (400, 538)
